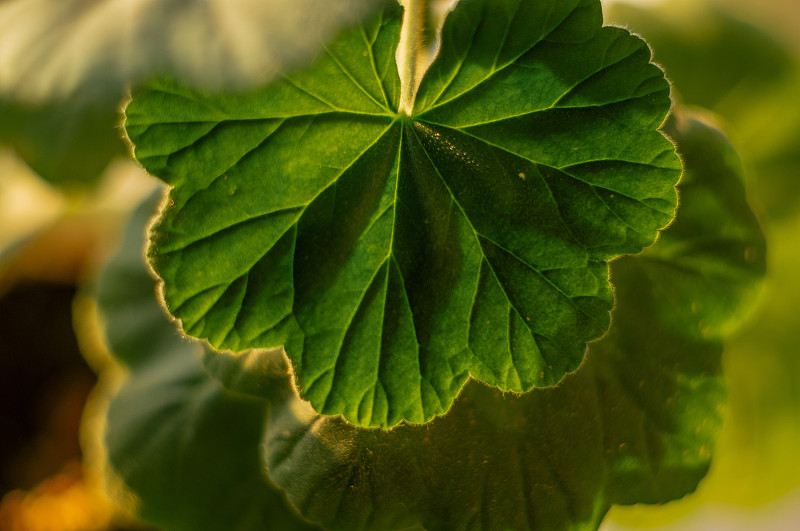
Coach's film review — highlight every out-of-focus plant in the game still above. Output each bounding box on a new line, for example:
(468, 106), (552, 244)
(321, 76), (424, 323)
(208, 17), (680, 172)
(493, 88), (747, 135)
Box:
(87, 104), (764, 530)
(604, 0), (800, 528)
(0, 0), (785, 529)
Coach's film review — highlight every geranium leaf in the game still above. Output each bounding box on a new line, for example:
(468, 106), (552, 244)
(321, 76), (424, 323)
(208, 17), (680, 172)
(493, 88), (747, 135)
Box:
(125, 0), (680, 427)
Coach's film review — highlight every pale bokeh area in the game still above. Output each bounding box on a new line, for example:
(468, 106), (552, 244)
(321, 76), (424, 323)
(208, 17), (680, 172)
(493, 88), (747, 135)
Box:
(0, 150), (65, 256)
(0, 0), (385, 102)
(606, 489), (800, 531)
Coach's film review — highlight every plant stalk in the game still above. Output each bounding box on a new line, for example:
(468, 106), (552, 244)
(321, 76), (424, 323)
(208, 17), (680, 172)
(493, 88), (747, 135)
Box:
(396, 0), (459, 116)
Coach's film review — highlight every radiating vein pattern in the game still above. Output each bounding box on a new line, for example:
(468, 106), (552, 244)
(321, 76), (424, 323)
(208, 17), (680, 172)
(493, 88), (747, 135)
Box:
(125, 0), (681, 427)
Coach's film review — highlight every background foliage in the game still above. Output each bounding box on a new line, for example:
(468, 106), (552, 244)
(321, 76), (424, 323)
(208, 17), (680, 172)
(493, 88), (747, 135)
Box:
(0, 0), (798, 530)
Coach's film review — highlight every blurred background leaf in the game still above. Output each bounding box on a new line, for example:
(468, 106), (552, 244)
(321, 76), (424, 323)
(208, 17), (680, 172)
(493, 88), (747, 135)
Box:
(603, 0), (800, 529)
(0, 0), (386, 187)
(85, 192), (321, 531)
(69, 108), (764, 531)
(0, 97), (126, 187)
(254, 110), (763, 531)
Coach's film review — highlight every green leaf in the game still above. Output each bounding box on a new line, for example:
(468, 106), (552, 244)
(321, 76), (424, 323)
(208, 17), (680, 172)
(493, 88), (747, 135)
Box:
(258, 111), (765, 531)
(125, 0), (680, 427)
(95, 193), (320, 531)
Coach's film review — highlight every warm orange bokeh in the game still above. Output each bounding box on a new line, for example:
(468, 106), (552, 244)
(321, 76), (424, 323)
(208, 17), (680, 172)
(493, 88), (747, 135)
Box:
(0, 462), (112, 531)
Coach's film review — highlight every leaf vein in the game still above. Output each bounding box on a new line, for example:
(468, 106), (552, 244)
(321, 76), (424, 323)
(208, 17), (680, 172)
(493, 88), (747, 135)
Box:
(424, 6), (581, 113)
(323, 43), (387, 112)
(360, 24), (391, 110)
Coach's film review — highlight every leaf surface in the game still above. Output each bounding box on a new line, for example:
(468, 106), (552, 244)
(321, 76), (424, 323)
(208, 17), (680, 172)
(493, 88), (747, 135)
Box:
(125, 0), (680, 427)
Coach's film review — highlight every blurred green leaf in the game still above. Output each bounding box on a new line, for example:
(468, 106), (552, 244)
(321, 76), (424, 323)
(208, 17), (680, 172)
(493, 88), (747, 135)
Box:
(95, 193), (320, 531)
(124, 0), (680, 428)
(258, 110), (764, 531)
(638, 110), (766, 340)
(606, 2), (794, 110)
(0, 97), (125, 186)
(93, 107), (764, 530)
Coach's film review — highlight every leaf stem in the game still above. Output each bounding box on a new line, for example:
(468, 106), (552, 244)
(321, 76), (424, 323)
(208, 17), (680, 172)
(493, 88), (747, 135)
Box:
(396, 0), (460, 116)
